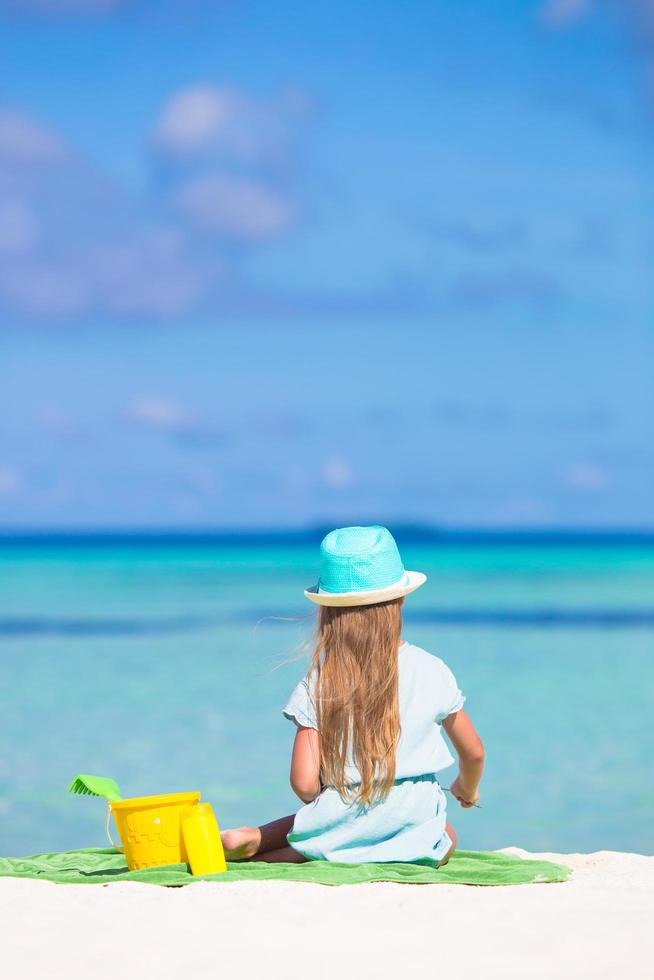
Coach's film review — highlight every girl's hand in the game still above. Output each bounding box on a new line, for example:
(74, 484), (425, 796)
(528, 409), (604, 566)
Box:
(450, 774), (480, 809)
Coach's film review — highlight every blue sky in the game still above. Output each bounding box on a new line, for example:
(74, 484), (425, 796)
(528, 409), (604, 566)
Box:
(1, 0), (652, 528)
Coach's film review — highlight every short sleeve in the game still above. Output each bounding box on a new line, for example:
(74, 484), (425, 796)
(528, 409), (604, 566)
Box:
(434, 659), (465, 723)
(282, 676), (318, 730)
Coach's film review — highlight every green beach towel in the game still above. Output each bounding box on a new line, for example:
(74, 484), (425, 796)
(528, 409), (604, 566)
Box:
(0, 847), (570, 886)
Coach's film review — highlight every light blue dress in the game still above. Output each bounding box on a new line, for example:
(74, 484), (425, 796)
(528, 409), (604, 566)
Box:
(282, 642), (465, 864)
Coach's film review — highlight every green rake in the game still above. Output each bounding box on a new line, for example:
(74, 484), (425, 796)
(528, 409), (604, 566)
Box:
(68, 774), (123, 803)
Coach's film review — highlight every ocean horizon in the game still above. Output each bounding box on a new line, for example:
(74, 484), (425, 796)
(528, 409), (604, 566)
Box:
(2, 526), (654, 543)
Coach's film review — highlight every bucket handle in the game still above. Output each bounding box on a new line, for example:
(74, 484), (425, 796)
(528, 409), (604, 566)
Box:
(105, 805), (124, 852)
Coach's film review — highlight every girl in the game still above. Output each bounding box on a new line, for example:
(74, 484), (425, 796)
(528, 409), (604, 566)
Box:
(222, 525), (484, 865)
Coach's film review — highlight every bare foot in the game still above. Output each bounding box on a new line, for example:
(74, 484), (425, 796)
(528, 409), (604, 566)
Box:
(221, 826), (261, 860)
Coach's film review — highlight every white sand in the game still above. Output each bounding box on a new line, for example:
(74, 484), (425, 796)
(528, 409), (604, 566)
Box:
(2, 849), (653, 979)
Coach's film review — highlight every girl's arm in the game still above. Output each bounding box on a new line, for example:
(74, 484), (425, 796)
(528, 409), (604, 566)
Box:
(442, 709), (484, 808)
(290, 726), (322, 803)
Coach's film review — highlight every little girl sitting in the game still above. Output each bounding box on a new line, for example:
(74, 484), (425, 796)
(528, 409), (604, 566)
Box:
(222, 525), (484, 864)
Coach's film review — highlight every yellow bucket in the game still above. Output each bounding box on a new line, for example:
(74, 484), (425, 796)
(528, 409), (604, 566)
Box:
(107, 792), (201, 871)
(182, 803), (227, 875)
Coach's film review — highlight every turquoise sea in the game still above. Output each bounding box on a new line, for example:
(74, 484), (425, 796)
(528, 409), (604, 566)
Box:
(1, 533), (653, 858)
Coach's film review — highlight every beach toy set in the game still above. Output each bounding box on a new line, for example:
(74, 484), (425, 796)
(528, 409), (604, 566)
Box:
(69, 774), (227, 875)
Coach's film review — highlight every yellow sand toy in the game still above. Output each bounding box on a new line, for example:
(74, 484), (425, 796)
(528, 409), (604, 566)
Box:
(69, 775), (227, 874)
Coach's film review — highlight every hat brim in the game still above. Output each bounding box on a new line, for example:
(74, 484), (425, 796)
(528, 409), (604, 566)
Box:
(304, 570), (427, 607)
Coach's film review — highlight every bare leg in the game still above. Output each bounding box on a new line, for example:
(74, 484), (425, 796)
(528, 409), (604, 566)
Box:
(251, 845), (306, 863)
(221, 815), (300, 861)
(439, 822), (457, 867)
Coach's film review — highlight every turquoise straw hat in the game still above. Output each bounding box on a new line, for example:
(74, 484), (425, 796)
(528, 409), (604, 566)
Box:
(304, 525), (427, 607)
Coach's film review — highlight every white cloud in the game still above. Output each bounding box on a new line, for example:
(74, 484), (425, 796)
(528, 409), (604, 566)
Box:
(540, 0), (654, 76)
(158, 84), (301, 243)
(0, 258), (89, 315)
(154, 84), (306, 166)
(323, 458), (353, 490)
(0, 107), (211, 320)
(0, 466), (21, 495)
(90, 228), (204, 315)
(155, 87), (246, 158)
(0, 201), (38, 253)
(173, 175), (293, 240)
(0, 227), (204, 318)
(564, 462), (608, 490)
(127, 397), (193, 431)
(540, 0), (593, 28)
(0, 84), (307, 320)
(0, 110), (67, 166)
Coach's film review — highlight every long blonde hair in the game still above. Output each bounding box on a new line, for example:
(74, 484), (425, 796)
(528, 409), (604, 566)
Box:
(310, 598), (402, 807)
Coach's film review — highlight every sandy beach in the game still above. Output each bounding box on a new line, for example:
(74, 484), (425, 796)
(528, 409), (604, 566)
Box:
(2, 848), (652, 979)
